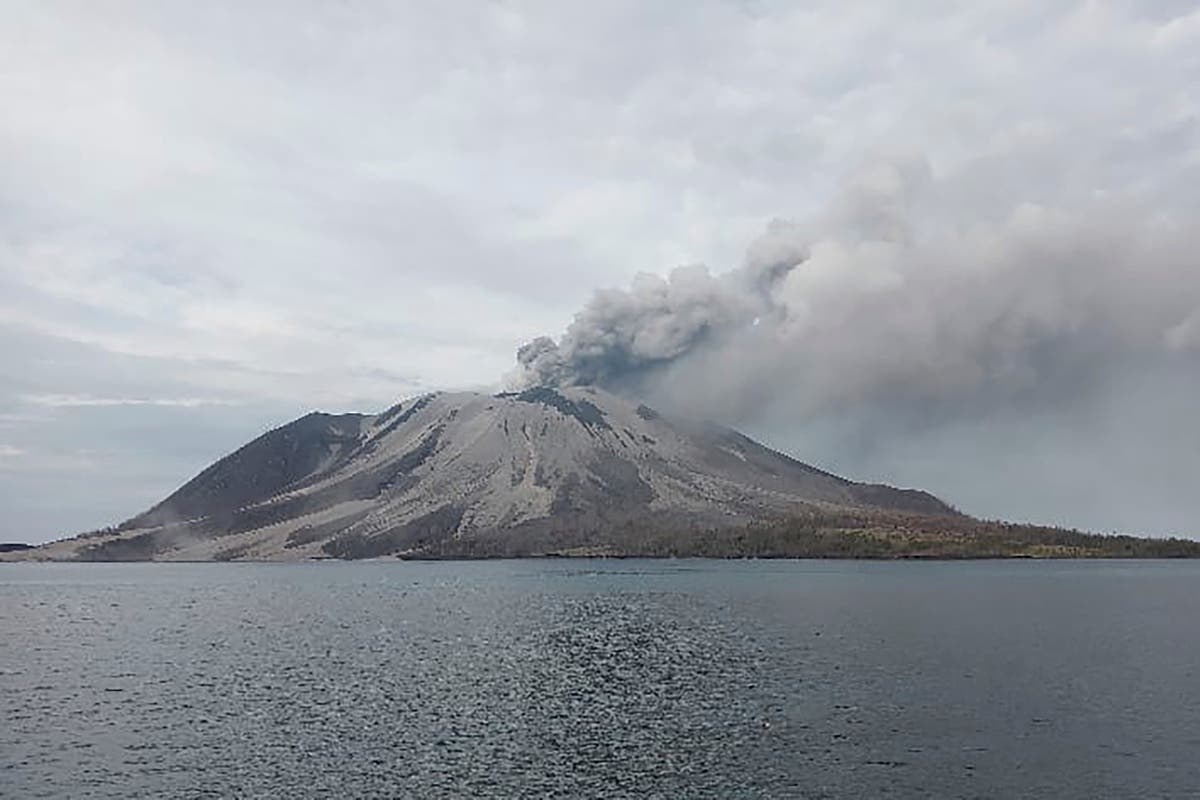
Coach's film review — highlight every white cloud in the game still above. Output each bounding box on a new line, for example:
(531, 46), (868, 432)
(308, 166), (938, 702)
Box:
(21, 394), (242, 409)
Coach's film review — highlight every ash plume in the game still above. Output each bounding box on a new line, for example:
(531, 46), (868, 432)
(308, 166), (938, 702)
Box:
(514, 264), (763, 392)
(511, 158), (1200, 535)
(514, 157), (1200, 414)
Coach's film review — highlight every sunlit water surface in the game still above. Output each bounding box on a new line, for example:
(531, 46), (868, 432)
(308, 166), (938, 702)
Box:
(3, 559), (1199, 798)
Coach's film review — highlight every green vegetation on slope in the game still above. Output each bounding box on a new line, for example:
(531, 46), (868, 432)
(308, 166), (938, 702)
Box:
(403, 508), (1200, 560)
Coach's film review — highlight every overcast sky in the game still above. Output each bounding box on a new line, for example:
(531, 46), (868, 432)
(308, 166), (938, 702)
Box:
(3, 1), (1199, 543)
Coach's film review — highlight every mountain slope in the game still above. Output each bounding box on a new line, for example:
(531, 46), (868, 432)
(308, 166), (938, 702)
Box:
(23, 387), (955, 561)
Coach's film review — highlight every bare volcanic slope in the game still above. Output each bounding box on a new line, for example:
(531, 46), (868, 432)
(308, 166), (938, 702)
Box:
(23, 387), (954, 561)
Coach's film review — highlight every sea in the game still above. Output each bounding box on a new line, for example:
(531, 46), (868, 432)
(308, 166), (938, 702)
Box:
(2, 559), (1198, 798)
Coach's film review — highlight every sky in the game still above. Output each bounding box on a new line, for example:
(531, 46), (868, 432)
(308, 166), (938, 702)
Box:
(2, 1), (1199, 543)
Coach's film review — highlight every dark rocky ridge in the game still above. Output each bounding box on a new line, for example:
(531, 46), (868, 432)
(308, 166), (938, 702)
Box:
(131, 412), (368, 528)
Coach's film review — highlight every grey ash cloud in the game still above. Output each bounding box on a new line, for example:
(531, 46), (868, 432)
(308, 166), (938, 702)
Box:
(514, 264), (758, 391)
(513, 156), (1200, 535)
(515, 156), (1200, 418)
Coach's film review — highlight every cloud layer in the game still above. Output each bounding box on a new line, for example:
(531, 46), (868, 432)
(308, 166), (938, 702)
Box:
(3, 1), (1199, 539)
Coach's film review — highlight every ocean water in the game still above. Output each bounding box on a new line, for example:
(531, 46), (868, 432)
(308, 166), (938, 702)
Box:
(2, 560), (1198, 799)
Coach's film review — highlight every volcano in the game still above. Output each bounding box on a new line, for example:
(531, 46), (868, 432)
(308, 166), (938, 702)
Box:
(24, 386), (957, 561)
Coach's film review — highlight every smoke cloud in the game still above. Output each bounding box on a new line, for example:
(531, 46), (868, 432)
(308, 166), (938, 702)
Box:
(512, 157), (1200, 535)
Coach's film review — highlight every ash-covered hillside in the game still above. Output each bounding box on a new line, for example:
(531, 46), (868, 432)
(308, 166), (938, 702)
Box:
(19, 387), (953, 561)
